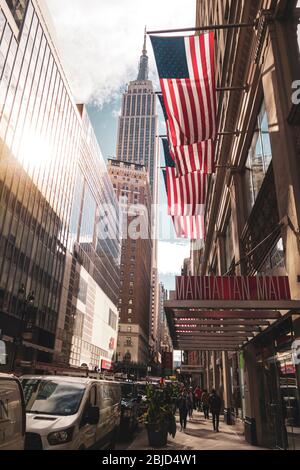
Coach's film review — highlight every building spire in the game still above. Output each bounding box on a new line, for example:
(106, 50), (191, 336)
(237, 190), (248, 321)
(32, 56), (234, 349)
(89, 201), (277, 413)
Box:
(137, 26), (149, 81)
(142, 26), (147, 55)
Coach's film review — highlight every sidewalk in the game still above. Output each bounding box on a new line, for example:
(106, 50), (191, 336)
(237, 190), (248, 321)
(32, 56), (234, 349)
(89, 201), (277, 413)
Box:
(126, 411), (267, 451)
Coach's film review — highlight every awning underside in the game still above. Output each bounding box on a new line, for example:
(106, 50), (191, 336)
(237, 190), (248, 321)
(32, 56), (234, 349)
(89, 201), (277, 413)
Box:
(165, 303), (300, 351)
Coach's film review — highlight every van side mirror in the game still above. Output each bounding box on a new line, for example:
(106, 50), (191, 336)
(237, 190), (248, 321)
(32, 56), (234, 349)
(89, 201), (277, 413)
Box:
(87, 406), (100, 425)
(0, 340), (6, 365)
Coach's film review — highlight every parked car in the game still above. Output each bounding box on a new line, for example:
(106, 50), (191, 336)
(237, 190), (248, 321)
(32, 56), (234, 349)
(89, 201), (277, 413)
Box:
(0, 340), (26, 450)
(20, 375), (121, 450)
(120, 382), (139, 433)
(136, 381), (149, 417)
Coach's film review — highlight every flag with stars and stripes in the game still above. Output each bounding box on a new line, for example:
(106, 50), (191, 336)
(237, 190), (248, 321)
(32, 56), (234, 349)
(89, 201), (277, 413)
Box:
(162, 169), (206, 240)
(173, 214), (206, 240)
(166, 166), (206, 216)
(172, 139), (215, 176)
(162, 138), (207, 216)
(162, 136), (215, 178)
(151, 32), (217, 146)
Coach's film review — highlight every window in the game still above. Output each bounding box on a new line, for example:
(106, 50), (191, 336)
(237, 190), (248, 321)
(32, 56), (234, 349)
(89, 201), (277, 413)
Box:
(78, 277), (87, 304)
(108, 309), (117, 330)
(124, 351), (131, 362)
(259, 238), (286, 275)
(126, 337), (132, 346)
(6, 0), (28, 29)
(245, 102), (272, 215)
(128, 308), (132, 314)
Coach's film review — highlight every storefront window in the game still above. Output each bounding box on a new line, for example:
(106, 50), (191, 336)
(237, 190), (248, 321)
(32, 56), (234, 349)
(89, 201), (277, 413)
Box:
(245, 102), (272, 215)
(255, 318), (300, 450)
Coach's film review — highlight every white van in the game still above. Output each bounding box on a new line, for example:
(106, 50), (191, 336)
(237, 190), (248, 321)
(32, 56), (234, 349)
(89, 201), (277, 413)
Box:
(0, 340), (26, 450)
(20, 375), (121, 450)
(0, 373), (26, 450)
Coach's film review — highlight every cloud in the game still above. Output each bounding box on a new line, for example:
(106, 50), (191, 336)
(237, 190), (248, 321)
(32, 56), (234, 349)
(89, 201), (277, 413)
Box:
(45, 0), (196, 106)
(112, 107), (121, 118)
(157, 241), (190, 276)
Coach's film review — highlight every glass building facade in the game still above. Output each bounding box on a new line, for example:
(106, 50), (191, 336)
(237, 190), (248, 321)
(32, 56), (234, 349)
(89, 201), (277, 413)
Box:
(57, 107), (121, 367)
(0, 1), (120, 369)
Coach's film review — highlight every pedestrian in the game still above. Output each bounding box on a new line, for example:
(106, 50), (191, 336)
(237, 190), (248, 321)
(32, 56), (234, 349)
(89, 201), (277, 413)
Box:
(201, 389), (210, 420)
(209, 389), (222, 432)
(177, 390), (189, 431)
(188, 387), (194, 419)
(194, 386), (202, 411)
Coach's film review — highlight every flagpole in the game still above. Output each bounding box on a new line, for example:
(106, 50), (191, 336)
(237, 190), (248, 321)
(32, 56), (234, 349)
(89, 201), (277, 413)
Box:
(158, 130), (246, 139)
(147, 22), (257, 35)
(155, 86), (248, 95)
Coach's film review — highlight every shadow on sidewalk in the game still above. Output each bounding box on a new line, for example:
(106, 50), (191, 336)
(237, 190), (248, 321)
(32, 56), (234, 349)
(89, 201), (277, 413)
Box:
(182, 428), (217, 440)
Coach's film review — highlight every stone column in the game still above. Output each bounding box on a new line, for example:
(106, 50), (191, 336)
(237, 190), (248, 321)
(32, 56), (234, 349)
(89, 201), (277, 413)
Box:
(228, 172), (247, 274)
(205, 351), (210, 390)
(212, 351), (217, 390)
(216, 232), (227, 276)
(243, 344), (263, 446)
(261, 19), (300, 300)
(222, 351), (234, 425)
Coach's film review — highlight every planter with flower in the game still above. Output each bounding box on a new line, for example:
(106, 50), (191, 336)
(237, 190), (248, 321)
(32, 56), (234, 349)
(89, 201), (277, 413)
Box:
(141, 385), (177, 447)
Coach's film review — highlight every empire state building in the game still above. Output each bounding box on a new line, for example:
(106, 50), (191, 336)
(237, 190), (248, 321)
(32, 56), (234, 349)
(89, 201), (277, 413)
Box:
(116, 33), (158, 190)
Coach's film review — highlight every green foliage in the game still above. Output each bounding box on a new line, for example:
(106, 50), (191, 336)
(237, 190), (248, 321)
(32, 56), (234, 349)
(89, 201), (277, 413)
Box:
(141, 384), (177, 438)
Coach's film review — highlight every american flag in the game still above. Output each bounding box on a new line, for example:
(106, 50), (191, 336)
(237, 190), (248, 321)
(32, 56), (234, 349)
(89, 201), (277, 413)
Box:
(173, 214), (206, 240)
(162, 170), (205, 240)
(162, 139), (206, 216)
(172, 139), (215, 177)
(166, 166), (206, 216)
(162, 111), (215, 177)
(151, 33), (217, 146)
(161, 77), (216, 146)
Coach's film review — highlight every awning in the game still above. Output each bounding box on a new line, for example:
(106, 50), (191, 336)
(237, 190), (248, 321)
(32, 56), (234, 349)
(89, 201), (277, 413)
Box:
(164, 276), (300, 351)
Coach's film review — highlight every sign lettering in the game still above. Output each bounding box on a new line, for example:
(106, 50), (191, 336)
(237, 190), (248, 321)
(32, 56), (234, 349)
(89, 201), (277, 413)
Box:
(176, 276), (291, 301)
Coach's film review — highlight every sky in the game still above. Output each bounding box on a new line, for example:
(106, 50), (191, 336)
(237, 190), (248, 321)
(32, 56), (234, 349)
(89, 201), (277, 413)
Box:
(45, 0), (196, 290)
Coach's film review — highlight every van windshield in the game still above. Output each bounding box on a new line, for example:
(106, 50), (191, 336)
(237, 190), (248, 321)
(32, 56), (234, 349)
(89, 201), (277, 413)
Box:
(21, 379), (85, 416)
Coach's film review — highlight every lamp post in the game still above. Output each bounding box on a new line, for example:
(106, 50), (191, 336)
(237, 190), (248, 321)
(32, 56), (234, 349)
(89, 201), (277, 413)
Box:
(11, 284), (35, 372)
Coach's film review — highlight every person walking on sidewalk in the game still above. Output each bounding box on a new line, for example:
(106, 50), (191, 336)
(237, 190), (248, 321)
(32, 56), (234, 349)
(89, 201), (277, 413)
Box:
(194, 386), (202, 411)
(201, 389), (210, 420)
(187, 388), (194, 419)
(177, 390), (189, 432)
(209, 389), (222, 432)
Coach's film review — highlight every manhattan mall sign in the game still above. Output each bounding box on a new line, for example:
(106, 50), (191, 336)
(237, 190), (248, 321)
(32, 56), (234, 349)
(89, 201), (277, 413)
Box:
(164, 276), (300, 351)
(175, 276), (291, 302)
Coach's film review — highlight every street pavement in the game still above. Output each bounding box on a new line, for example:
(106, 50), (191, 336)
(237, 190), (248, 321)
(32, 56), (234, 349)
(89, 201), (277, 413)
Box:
(118, 411), (268, 451)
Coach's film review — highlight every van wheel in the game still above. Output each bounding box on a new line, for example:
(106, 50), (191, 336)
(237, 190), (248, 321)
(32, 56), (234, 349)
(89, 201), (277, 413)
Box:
(79, 445), (86, 450)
